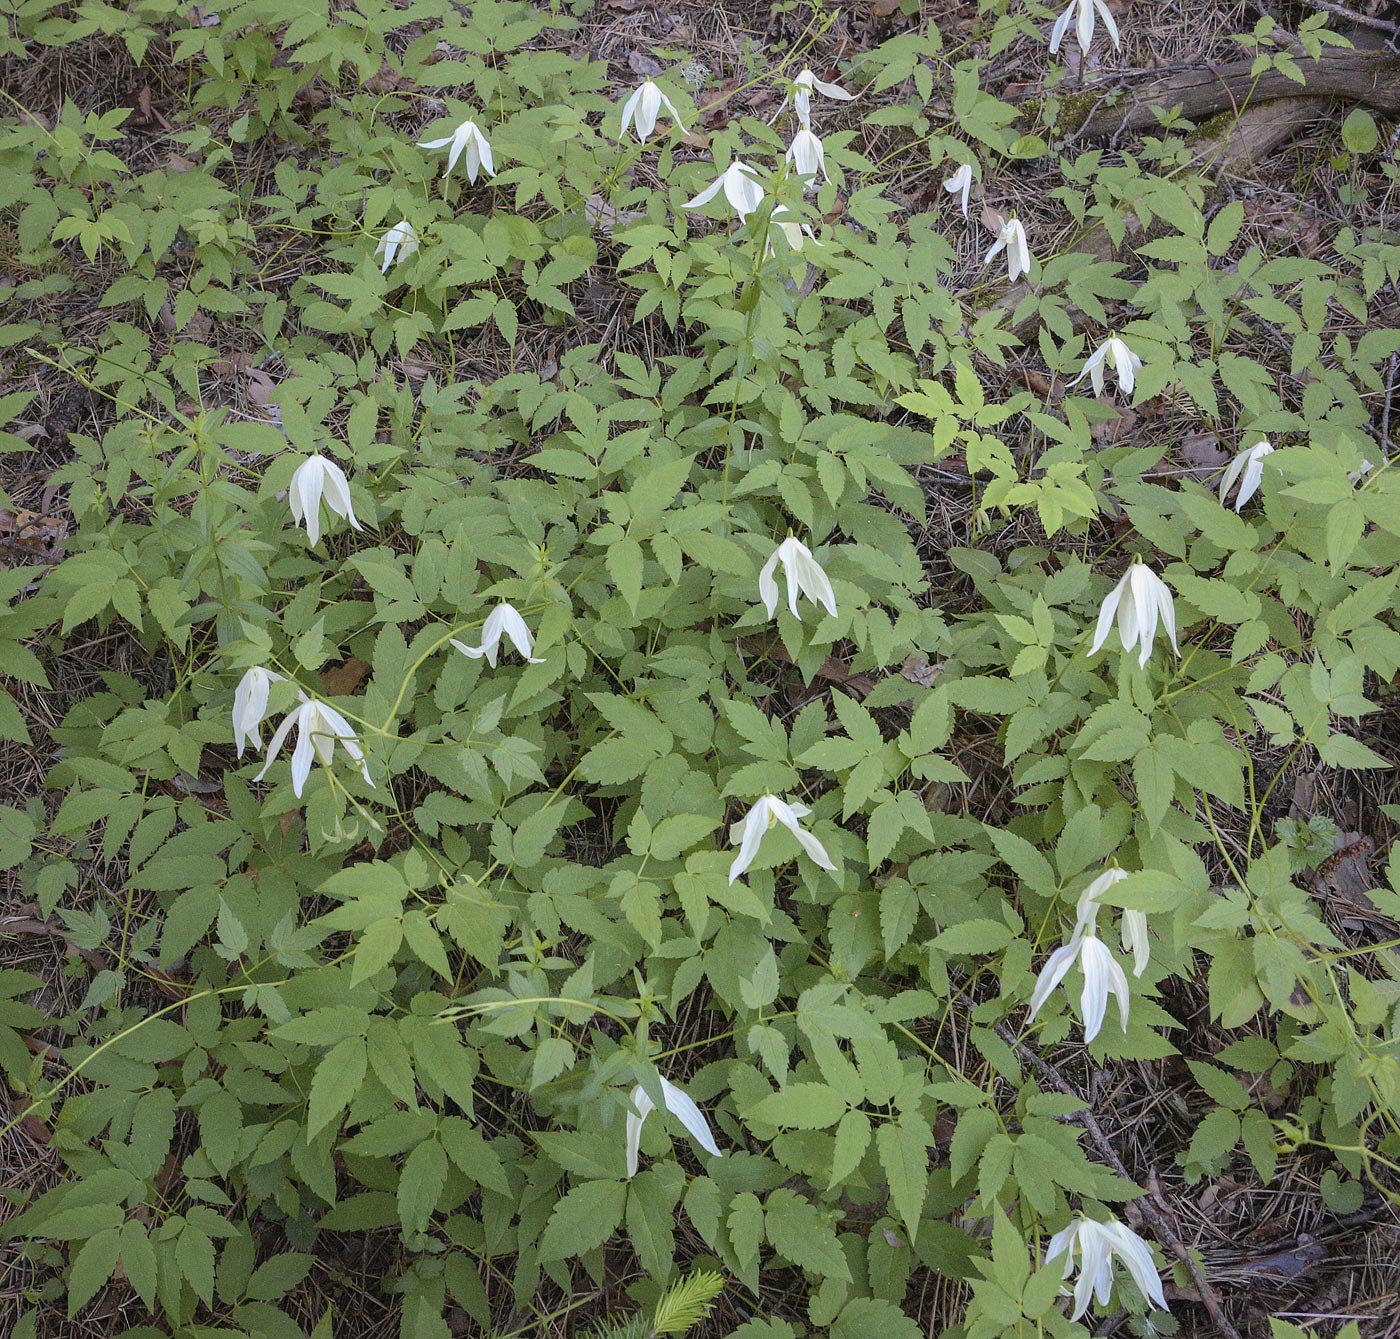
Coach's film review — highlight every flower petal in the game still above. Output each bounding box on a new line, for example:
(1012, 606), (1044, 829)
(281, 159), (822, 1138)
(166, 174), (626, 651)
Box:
(1095, 0), (1121, 50)
(619, 86), (642, 140)
(758, 547), (782, 619)
(1078, 935), (1113, 1042)
(625, 1084), (654, 1178)
(728, 798), (769, 884)
(289, 713), (317, 798)
(1107, 1221), (1168, 1311)
(1027, 938), (1082, 1021)
(1088, 574), (1125, 656)
(794, 545), (838, 618)
(660, 1076), (723, 1158)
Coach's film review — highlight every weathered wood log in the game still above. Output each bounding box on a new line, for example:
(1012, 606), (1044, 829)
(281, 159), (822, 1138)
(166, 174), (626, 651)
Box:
(1029, 42), (1400, 141)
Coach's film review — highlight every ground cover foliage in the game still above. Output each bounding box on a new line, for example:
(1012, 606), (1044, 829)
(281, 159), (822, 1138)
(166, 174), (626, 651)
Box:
(2, 0), (1400, 1335)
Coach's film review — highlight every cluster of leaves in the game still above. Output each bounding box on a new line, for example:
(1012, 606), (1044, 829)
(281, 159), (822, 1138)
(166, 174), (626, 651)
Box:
(1, 0), (1399, 1336)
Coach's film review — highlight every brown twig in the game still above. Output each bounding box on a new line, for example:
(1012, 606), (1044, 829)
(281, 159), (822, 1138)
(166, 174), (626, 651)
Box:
(1295, 0), (1400, 37)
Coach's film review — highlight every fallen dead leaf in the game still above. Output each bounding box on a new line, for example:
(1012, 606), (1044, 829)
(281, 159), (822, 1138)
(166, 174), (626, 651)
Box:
(1090, 402), (1138, 445)
(1178, 430), (1228, 479)
(900, 655), (941, 688)
(627, 51), (664, 79)
(1317, 832), (1374, 903)
(321, 657), (371, 697)
(246, 368), (277, 408)
(210, 351), (254, 378)
(0, 507), (67, 563)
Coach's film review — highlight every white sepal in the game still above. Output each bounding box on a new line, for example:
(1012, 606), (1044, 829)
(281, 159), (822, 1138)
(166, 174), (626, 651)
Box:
(450, 603), (547, 668)
(1088, 563), (1179, 669)
(375, 220), (418, 273)
(232, 666), (285, 758)
(255, 694), (373, 798)
(418, 118), (496, 183)
(625, 1075), (722, 1177)
(684, 161), (766, 222)
(727, 794), (836, 884)
(942, 163), (973, 219)
(757, 537), (838, 622)
(289, 454), (362, 547)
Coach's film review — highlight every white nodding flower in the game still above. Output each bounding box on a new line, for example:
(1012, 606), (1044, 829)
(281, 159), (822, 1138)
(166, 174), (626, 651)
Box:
(1076, 867), (1151, 979)
(785, 127), (825, 187)
(758, 536), (838, 622)
(1088, 563), (1179, 669)
(943, 163), (973, 219)
(375, 220), (418, 273)
(684, 160), (765, 223)
(450, 603), (546, 668)
(1049, 0), (1121, 57)
(232, 666), (285, 758)
(767, 204), (818, 257)
(728, 794), (836, 885)
(1218, 439), (1274, 511)
(625, 1076), (723, 1178)
(984, 216), (1031, 282)
(1121, 909), (1151, 977)
(783, 68), (854, 128)
(1028, 927), (1131, 1043)
(1046, 1216), (1169, 1319)
(1071, 334), (1142, 399)
(618, 79), (685, 141)
(255, 693), (373, 798)
(1349, 459), (1374, 486)
(417, 118), (495, 184)
(289, 454), (362, 548)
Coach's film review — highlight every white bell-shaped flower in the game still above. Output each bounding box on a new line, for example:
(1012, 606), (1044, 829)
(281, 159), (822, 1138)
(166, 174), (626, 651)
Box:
(683, 160), (766, 223)
(783, 68), (854, 128)
(758, 536), (838, 622)
(374, 220), (418, 273)
(728, 794), (836, 885)
(1028, 926), (1131, 1043)
(450, 603), (546, 668)
(1218, 439), (1274, 511)
(288, 454), (363, 547)
(1088, 563), (1179, 669)
(232, 666), (285, 758)
(943, 163), (973, 219)
(625, 1075), (723, 1177)
(983, 215), (1031, 282)
(1121, 909), (1151, 977)
(1046, 1216), (1168, 1319)
(1048, 0), (1121, 56)
(785, 127), (825, 187)
(1071, 334), (1142, 398)
(618, 79), (685, 141)
(418, 118), (495, 184)
(766, 205), (818, 258)
(1029, 867), (1139, 1042)
(254, 693), (373, 798)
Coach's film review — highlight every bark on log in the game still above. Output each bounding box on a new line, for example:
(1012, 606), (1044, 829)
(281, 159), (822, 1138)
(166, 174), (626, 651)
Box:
(1026, 43), (1400, 141)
